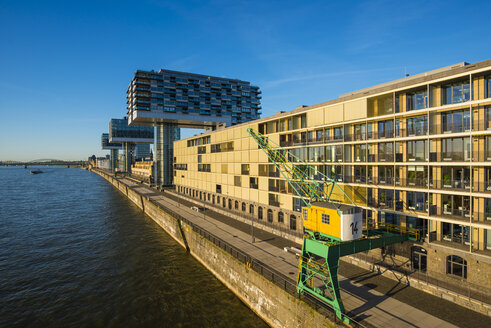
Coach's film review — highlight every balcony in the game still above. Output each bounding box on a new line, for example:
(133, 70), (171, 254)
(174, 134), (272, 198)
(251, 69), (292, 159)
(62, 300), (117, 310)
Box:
(399, 178), (428, 188)
(397, 128), (428, 137)
(292, 138), (307, 146)
(431, 206), (470, 219)
(279, 140), (293, 147)
(374, 130), (394, 139)
(378, 154), (394, 162)
(343, 176), (367, 184)
(441, 151), (469, 162)
(431, 123), (471, 135)
(306, 137), (325, 145)
(474, 181), (491, 193)
(440, 178), (470, 190)
(371, 176), (395, 186)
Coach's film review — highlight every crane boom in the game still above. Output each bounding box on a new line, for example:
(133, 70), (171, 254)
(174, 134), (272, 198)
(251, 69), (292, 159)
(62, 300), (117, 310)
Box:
(247, 127), (418, 323)
(247, 128), (356, 208)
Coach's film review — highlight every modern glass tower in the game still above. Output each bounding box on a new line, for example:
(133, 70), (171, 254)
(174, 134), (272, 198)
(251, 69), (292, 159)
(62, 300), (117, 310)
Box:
(126, 69), (261, 186)
(109, 118), (154, 173)
(101, 133), (122, 171)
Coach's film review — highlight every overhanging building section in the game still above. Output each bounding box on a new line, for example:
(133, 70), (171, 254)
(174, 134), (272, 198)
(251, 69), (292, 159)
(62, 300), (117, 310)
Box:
(129, 110), (232, 128)
(172, 59), (491, 297)
(109, 118), (154, 144)
(101, 133), (122, 172)
(126, 69), (261, 127)
(108, 118), (154, 173)
(101, 133), (122, 150)
(126, 69), (262, 186)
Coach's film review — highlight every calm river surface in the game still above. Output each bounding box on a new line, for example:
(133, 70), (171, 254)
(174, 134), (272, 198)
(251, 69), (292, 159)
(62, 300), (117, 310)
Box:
(0, 167), (267, 327)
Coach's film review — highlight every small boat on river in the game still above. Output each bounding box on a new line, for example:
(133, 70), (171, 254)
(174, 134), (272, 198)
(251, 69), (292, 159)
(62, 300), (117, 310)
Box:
(30, 169), (43, 175)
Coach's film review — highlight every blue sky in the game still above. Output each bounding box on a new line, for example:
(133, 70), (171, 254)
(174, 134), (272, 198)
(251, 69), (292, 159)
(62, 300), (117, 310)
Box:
(0, 0), (490, 160)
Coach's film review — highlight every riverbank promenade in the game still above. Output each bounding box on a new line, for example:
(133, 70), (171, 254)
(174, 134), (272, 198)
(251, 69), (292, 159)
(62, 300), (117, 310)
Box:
(93, 168), (491, 328)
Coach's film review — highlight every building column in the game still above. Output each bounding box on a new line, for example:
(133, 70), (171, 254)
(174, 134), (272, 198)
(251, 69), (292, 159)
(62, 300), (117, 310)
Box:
(123, 142), (135, 173)
(110, 149), (119, 172)
(155, 123), (180, 187)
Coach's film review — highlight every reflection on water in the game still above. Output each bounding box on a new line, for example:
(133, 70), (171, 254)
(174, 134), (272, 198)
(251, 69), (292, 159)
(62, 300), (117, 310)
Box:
(0, 167), (267, 327)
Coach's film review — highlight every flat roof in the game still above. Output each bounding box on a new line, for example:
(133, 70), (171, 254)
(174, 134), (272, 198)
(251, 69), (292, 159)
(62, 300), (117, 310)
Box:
(134, 68), (258, 86)
(187, 59), (491, 140)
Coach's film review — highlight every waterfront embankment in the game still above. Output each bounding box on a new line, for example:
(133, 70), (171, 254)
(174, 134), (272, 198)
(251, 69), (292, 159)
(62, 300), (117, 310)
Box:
(91, 168), (344, 328)
(91, 168), (483, 328)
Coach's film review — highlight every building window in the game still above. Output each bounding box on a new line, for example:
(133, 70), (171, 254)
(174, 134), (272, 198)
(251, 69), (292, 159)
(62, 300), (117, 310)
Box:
(293, 197), (302, 212)
(290, 215), (297, 230)
(216, 184), (221, 194)
(378, 120), (394, 139)
(368, 93), (393, 116)
(258, 207), (263, 220)
(321, 214), (330, 224)
(249, 204), (254, 214)
(278, 211), (284, 223)
(354, 144), (366, 162)
(235, 201), (239, 210)
(378, 165), (394, 185)
(407, 89), (428, 111)
(242, 202), (246, 212)
(234, 176), (241, 187)
(354, 124), (366, 141)
(249, 177), (258, 189)
(407, 116), (428, 136)
(442, 137), (470, 161)
(486, 229), (491, 250)
(267, 209), (273, 223)
(228, 199), (232, 210)
(441, 222), (471, 244)
(446, 255), (467, 279)
(411, 246), (427, 272)
(241, 164), (250, 175)
(485, 107), (491, 131)
(407, 140), (427, 162)
(302, 208), (308, 221)
(442, 80), (470, 105)
(406, 191), (427, 212)
(378, 142), (394, 162)
(441, 110), (471, 133)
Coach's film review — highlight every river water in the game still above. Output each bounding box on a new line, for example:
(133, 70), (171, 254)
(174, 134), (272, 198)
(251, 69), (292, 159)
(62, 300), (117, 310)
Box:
(0, 167), (267, 327)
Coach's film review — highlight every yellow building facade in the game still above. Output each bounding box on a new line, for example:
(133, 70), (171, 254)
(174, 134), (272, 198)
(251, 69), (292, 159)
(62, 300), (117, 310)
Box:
(174, 60), (491, 293)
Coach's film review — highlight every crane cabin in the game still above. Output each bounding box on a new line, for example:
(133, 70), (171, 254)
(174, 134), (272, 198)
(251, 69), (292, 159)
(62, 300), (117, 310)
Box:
(302, 202), (363, 241)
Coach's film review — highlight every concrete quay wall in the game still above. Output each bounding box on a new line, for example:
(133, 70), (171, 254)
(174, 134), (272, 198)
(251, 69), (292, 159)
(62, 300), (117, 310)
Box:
(92, 170), (341, 328)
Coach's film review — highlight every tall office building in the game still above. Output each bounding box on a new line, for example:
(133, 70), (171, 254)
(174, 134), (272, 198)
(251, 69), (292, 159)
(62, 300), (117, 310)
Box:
(126, 69), (261, 186)
(135, 143), (151, 160)
(109, 118), (154, 173)
(173, 59), (491, 296)
(101, 133), (122, 171)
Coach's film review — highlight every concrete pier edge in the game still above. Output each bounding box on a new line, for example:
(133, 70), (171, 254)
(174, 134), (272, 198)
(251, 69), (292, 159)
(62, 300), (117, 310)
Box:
(92, 169), (347, 328)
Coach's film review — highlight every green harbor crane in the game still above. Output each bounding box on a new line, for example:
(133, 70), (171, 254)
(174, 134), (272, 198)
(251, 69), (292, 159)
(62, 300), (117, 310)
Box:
(247, 128), (419, 323)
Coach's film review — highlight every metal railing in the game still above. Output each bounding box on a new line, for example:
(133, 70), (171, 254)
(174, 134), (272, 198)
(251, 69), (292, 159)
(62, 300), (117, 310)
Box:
(349, 252), (491, 305)
(131, 185), (363, 326)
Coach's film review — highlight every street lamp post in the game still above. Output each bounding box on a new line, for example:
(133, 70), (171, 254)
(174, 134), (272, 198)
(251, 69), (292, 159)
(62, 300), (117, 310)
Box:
(251, 210), (255, 243)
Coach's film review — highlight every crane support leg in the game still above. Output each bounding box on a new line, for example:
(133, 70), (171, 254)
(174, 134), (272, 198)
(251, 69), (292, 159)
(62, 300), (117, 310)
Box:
(297, 238), (348, 323)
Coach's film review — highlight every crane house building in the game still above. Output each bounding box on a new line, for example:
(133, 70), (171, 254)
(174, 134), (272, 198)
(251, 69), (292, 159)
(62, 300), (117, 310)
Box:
(173, 59), (491, 297)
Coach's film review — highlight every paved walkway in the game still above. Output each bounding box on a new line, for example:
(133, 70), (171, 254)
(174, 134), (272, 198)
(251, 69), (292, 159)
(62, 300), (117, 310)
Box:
(119, 177), (458, 328)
